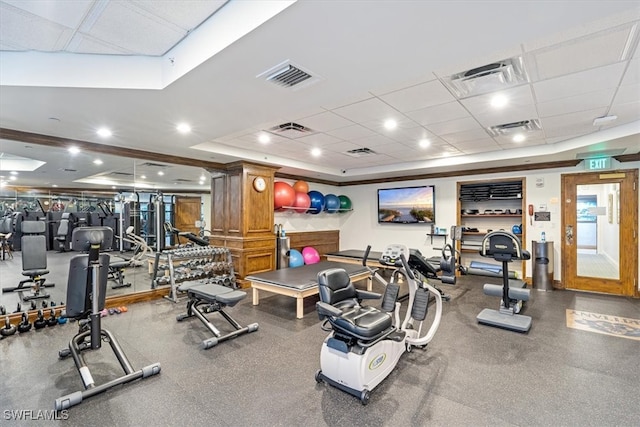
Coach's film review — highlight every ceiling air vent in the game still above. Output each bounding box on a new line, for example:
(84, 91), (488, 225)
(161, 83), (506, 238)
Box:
(109, 171), (134, 177)
(139, 162), (168, 168)
(257, 60), (321, 90)
(61, 168), (77, 172)
(487, 119), (541, 137)
(268, 122), (314, 138)
(174, 178), (193, 183)
(442, 56), (529, 99)
(345, 147), (377, 157)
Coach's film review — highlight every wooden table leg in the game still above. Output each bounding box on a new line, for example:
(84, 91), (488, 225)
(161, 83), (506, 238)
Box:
(296, 296), (304, 319)
(252, 287), (259, 305)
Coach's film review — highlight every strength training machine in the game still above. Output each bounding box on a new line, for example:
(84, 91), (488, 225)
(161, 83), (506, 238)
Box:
(55, 227), (161, 410)
(315, 244), (443, 404)
(476, 230), (532, 333)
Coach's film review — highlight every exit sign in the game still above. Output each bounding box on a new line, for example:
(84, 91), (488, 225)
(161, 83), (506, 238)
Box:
(584, 157), (611, 170)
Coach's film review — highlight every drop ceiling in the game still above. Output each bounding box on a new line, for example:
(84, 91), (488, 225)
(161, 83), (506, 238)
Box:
(0, 0), (639, 191)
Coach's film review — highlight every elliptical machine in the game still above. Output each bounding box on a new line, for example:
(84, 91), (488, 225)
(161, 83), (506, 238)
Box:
(314, 244), (443, 404)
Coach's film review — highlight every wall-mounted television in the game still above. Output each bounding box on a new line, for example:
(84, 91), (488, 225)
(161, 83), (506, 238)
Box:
(377, 185), (435, 224)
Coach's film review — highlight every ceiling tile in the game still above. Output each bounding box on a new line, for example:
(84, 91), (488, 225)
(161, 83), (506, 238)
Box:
(86, 1), (186, 56)
(298, 111), (355, 132)
(0, 5), (72, 51)
(441, 128), (491, 144)
(620, 57), (640, 86)
(349, 134), (398, 148)
(537, 88), (616, 118)
(425, 117), (483, 135)
(533, 62), (627, 102)
(604, 101), (640, 126)
(2, 0), (92, 29)
(461, 85), (535, 117)
(405, 101), (470, 126)
(296, 132), (343, 147)
(527, 23), (635, 81)
(331, 97), (400, 123)
(325, 124), (377, 140)
(378, 79), (456, 112)
(131, 0), (227, 31)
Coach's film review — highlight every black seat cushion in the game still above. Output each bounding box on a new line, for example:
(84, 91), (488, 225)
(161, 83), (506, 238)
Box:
(332, 306), (392, 338)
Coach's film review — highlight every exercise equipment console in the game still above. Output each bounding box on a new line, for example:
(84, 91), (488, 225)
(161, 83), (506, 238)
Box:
(55, 227), (161, 410)
(315, 244), (443, 404)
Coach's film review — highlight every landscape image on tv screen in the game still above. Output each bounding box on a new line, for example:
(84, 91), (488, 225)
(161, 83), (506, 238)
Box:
(378, 186), (435, 224)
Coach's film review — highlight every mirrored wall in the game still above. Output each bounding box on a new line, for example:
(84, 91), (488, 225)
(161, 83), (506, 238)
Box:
(0, 138), (211, 312)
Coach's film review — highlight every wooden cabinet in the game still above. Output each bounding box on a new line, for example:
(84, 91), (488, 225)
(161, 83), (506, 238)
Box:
(456, 178), (527, 278)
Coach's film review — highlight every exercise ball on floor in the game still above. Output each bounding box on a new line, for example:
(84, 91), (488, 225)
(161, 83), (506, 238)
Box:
(292, 180), (309, 194)
(307, 190), (325, 214)
(292, 192), (311, 213)
(274, 181), (296, 210)
(324, 194), (340, 213)
(288, 249), (304, 268)
(302, 246), (320, 265)
(338, 195), (352, 211)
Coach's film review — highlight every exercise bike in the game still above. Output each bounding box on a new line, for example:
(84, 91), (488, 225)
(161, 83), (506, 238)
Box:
(314, 244), (443, 404)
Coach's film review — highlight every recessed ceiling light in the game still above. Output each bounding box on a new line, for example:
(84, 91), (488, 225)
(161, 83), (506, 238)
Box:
(419, 139), (430, 148)
(9, 176), (16, 181)
(311, 147), (322, 157)
(52, 184), (58, 187)
(512, 133), (526, 143)
(111, 186), (116, 189)
(157, 171), (164, 176)
(258, 133), (271, 144)
(97, 128), (112, 138)
(199, 180), (205, 185)
(68, 146), (80, 155)
(141, 175), (146, 179)
(93, 159), (103, 165)
(490, 94), (508, 108)
(9, 171), (18, 175)
(383, 119), (398, 130)
(176, 123), (191, 134)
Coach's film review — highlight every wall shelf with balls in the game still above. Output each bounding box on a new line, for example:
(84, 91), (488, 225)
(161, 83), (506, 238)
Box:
(273, 180), (353, 215)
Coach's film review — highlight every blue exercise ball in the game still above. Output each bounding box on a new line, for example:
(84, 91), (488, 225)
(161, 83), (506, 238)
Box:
(288, 249), (304, 268)
(307, 190), (325, 214)
(324, 194), (340, 213)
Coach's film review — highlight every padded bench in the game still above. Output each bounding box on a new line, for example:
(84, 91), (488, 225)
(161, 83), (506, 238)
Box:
(177, 282), (258, 349)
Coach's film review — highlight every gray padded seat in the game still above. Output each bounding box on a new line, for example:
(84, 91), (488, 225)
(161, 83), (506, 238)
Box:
(318, 268), (392, 339)
(182, 283), (246, 306)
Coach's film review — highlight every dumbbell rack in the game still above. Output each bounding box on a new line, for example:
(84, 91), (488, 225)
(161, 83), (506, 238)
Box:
(150, 246), (235, 303)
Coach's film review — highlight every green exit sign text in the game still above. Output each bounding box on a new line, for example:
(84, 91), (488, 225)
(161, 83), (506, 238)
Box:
(584, 157), (611, 170)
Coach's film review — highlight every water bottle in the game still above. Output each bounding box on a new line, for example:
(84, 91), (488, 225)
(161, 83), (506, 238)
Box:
(541, 231), (546, 243)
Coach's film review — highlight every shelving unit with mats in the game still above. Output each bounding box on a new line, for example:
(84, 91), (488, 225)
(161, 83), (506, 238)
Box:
(456, 178), (527, 279)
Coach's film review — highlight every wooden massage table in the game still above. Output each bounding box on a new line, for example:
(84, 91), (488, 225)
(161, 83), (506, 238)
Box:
(245, 261), (372, 319)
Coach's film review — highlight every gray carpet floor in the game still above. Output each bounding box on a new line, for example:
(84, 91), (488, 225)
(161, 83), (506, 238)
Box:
(1, 258), (639, 426)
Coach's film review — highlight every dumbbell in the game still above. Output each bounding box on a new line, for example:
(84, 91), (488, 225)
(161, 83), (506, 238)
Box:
(47, 309), (57, 327)
(17, 312), (32, 333)
(13, 302), (22, 313)
(0, 305), (5, 316)
(34, 310), (47, 329)
(30, 301), (36, 311)
(1, 316), (17, 337)
(57, 311), (68, 324)
(42, 301), (48, 308)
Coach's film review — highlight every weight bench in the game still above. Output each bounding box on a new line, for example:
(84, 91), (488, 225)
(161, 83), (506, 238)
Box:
(108, 257), (132, 289)
(176, 283), (258, 349)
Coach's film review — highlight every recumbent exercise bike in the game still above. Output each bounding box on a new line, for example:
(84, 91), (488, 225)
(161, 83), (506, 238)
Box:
(315, 244), (443, 404)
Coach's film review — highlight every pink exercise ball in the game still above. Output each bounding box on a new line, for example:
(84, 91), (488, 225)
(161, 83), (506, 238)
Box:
(274, 181), (296, 210)
(302, 246), (320, 265)
(292, 192), (311, 213)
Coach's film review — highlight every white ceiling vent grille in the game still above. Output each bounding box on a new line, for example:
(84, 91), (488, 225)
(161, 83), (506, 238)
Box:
(487, 119), (541, 137)
(257, 60), (322, 90)
(345, 147), (377, 157)
(269, 122), (314, 138)
(109, 171), (134, 177)
(442, 56), (529, 99)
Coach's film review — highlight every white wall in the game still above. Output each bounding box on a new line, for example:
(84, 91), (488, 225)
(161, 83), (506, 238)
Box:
(274, 161), (639, 289)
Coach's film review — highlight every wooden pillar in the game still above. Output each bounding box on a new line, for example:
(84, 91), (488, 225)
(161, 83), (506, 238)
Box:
(207, 162), (278, 286)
